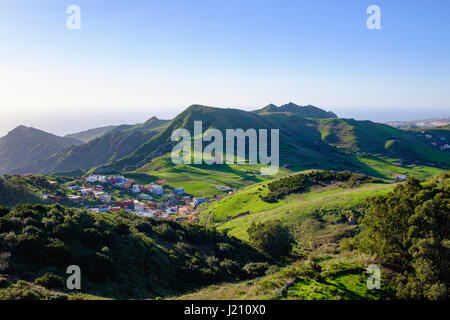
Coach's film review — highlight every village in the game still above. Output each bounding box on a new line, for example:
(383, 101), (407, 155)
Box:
(40, 175), (232, 223)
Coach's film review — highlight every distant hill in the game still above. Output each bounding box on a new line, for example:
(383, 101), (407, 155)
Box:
(11, 117), (169, 174)
(94, 104), (450, 177)
(65, 125), (118, 143)
(0, 126), (83, 175)
(253, 102), (337, 118)
(0, 175), (41, 207)
(386, 117), (450, 128)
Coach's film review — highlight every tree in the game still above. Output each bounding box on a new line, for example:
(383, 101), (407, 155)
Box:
(247, 220), (293, 258)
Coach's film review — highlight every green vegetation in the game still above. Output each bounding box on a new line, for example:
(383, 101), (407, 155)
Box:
(176, 255), (394, 300)
(96, 105), (450, 180)
(356, 173), (449, 299)
(0, 204), (270, 299)
(261, 170), (383, 202)
(133, 154), (288, 197)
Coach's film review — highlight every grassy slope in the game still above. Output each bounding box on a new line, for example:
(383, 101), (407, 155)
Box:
(175, 253), (394, 300)
(208, 183), (393, 242)
(175, 176), (399, 300)
(95, 105), (449, 179)
(134, 154), (290, 197)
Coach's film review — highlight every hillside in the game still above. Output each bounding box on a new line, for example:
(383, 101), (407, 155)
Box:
(172, 171), (398, 300)
(65, 125), (118, 143)
(0, 203), (270, 299)
(92, 105), (449, 186)
(198, 171), (394, 241)
(0, 126), (83, 175)
(0, 175), (42, 207)
(11, 117), (169, 175)
(174, 172), (449, 300)
(253, 102), (337, 118)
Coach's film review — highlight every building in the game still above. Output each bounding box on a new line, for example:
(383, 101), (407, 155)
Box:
(138, 193), (153, 200)
(80, 188), (93, 196)
(178, 206), (190, 215)
(48, 195), (62, 202)
(116, 200), (134, 209)
(174, 188), (185, 195)
(193, 197), (206, 206)
(134, 200), (146, 212)
(148, 184), (164, 196)
(99, 194), (111, 204)
(132, 184), (142, 193)
(68, 195), (82, 202)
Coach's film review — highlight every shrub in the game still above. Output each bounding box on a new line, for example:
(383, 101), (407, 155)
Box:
(243, 262), (270, 278)
(247, 220), (294, 258)
(34, 272), (65, 289)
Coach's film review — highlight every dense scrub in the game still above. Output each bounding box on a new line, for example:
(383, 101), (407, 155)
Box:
(356, 172), (450, 300)
(261, 171), (383, 202)
(0, 204), (269, 299)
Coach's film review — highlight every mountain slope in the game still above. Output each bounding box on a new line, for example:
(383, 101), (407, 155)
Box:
(13, 117), (169, 174)
(0, 126), (83, 174)
(253, 102), (337, 118)
(94, 105), (450, 178)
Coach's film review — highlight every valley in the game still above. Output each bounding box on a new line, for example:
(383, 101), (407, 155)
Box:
(0, 103), (449, 301)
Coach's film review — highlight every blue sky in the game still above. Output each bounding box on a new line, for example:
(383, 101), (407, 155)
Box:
(0, 0), (449, 136)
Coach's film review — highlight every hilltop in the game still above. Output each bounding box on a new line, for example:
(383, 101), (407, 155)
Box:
(0, 126), (83, 175)
(0, 203), (270, 299)
(10, 117), (169, 175)
(65, 125), (119, 143)
(93, 105), (449, 182)
(253, 102), (337, 118)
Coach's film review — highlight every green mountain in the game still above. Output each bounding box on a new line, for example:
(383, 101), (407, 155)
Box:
(94, 105), (450, 180)
(0, 126), (83, 175)
(253, 102), (337, 118)
(10, 117), (169, 175)
(65, 125), (118, 143)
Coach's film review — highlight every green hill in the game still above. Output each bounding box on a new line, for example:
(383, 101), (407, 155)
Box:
(86, 105), (449, 198)
(253, 102), (337, 118)
(0, 126), (83, 175)
(0, 175), (42, 207)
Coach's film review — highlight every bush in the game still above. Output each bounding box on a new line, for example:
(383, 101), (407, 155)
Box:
(34, 272), (65, 289)
(247, 220), (294, 258)
(243, 262), (270, 278)
(0, 206), (9, 217)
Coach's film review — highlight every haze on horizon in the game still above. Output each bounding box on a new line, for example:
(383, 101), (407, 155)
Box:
(1, 0), (449, 136)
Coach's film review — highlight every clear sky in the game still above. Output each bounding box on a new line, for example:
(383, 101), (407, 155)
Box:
(1, 0), (449, 136)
